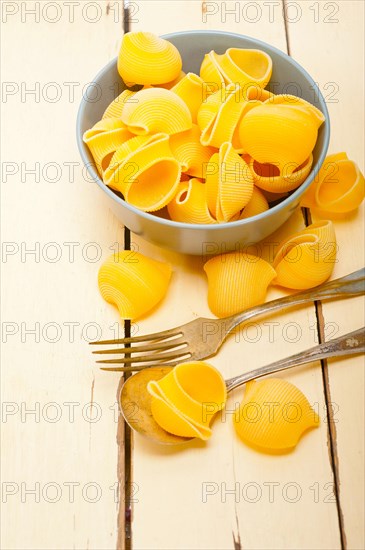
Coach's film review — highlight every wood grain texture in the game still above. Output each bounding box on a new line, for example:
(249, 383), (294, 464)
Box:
(1, 3), (126, 549)
(1, 1), (364, 549)
(128, 2), (360, 549)
(287, 2), (365, 547)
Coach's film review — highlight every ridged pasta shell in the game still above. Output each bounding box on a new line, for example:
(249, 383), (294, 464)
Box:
(204, 253), (277, 317)
(200, 51), (225, 90)
(117, 31), (182, 86)
(169, 124), (216, 178)
(121, 87), (192, 135)
(83, 118), (133, 174)
(239, 103), (321, 169)
(98, 251), (172, 320)
(198, 84), (257, 150)
(205, 143), (254, 222)
(301, 153), (365, 213)
(273, 220), (336, 289)
(239, 186), (269, 219)
(250, 155), (313, 193)
(167, 179), (217, 224)
(102, 90), (136, 120)
(200, 49), (272, 90)
(234, 379), (319, 452)
(216, 48), (273, 89)
(265, 94), (325, 126)
(147, 361), (227, 440)
(104, 133), (181, 212)
(171, 73), (204, 123)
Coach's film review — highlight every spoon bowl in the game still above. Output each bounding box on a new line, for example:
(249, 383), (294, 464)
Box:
(120, 366), (192, 445)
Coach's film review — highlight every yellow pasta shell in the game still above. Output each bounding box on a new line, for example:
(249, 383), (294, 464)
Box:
(273, 220), (336, 289)
(265, 94), (325, 126)
(83, 118), (133, 174)
(301, 153), (365, 213)
(147, 361), (227, 440)
(215, 48), (273, 89)
(98, 251), (172, 320)
(239, 103), (321, 169)
(204, 253), (277, 317)
(167, 179), (217, 224)
(117, 31), (182, 86)
(104, 133), (181, 212)
(234, 379), (319, 452)
(239, 186), (269, 219)
(169, 124), (216, 178)
(198, 84), (256, 150)
(205, 143), (254, 222)
(200, 51), (225, 90)
(301, 153), (347, 207)
(200, 49), (272, 90)
(102, 90), (136, 120)
(171, 72), (204, 123)
(250, 155), (313, 193)
(121, 87), (192, 135)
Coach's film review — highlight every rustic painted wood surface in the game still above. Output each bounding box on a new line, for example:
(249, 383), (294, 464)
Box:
(1, 1), (364, 550)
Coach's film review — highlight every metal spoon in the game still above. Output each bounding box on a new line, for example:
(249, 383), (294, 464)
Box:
(120, 328), (365, 445)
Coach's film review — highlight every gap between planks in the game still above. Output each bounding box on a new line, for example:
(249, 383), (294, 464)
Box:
(117, 2), (346, 549)
(303, 206), (347, 550)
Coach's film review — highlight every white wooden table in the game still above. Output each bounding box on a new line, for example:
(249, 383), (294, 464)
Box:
(1, 1), (364, 549)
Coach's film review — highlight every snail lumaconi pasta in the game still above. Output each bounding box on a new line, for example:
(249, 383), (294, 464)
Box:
(239, 186), (269, 219)
(249, 155), (314, 194)
(168, 179), (217, 224)
(98, 251), (172, 320)
(200, 48), (272, 90)
(147, 361), (227, 440)
(169, 124), (216, 179)
(301, 152), (365, 213)
(104, 133), (181, 211)
(233, 379), (319, 452)
(117, 31), (182, 86)
(273, 220), (336, 289)
(83, 118), (133, 174)
(204, 252), (277, 317)
(197, 83), (260, 150)
(205, 143), (254, 222)
(171, 73), (205, 123)
(239, 102), (323, 170)
(264, 93), (325, 126)
(83, 34), (332, 224)
(121, 87), (192, 136)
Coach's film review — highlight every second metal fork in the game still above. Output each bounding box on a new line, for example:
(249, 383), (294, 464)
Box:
(91, 267), (365, 371)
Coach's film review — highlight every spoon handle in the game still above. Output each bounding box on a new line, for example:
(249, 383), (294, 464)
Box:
(225, 327), (365, 392)
(223, 268), (365, 334)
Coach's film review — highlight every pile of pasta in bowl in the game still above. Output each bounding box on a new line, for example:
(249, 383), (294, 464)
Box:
(83, 31), (327, 224)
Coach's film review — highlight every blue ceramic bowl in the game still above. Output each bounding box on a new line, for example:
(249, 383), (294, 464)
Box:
(77, 30), (330, 255)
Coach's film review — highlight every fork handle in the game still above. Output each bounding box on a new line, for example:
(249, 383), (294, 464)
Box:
(223, 267), (365, 334)
(226, 327), (365, 392)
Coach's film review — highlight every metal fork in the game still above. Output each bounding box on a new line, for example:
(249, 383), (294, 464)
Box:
(91, 267), (365, 371)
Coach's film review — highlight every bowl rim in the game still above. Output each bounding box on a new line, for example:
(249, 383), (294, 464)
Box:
(76, 29), (330, 231)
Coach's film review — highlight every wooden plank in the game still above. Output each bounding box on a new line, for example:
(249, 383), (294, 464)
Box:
(129, 2), (343, 548)
(1, 3), (127, 549)
(287, 2), (365, 548)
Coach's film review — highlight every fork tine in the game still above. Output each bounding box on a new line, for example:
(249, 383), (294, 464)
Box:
(89, 327), (183, 346)
(96, 350), (191, 365)
(92, 339), (186, 355)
